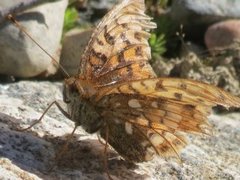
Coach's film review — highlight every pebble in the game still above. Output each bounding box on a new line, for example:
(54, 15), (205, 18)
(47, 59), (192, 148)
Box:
(205, 19), (240, 52)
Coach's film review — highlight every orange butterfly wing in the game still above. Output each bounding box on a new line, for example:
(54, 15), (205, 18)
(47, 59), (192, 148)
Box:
(78, 0), (156, 86)
(65, 0), (240, 162)
(96, 78), (240, 161)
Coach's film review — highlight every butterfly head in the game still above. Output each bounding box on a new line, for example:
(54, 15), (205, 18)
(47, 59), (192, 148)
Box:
(63, 76), (103, 133)
(64, 76), (97, 98)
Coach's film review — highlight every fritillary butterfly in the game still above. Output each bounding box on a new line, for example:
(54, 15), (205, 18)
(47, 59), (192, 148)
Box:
(62, 0), (240, 162)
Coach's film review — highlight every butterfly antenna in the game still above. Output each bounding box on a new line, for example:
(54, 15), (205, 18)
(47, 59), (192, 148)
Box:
(7, 14), (70, 78)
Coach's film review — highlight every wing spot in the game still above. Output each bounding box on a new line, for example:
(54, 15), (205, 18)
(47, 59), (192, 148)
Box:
(160, 144), (169, 153)
(113, 118), (121, 124)
(141, 141), (149, 148)
(118, 51), (125, 63)
(150, 134), (164, 146)
(140, 80), (148, 89)
(127, 65), (133, 77)
(104, 26), (115, 45)
(184, 104), (195, 111)
(139, 62), (146, 68)
(160, 118), (164, 124)
(120, 32), (131, 45)
(121, 23), (128, 28)
(180, 83), (187, 89)
(128, 99), (142, 108)
(96, 39), (104, 46)
(128, 84), (139, 93)
(117, 87), (123, 93)
(91, 49), (107, 63)
(174, 93), (182, 100)
(151, 101), (158, 108)
(134, 32), (141, 41)
(155, 80), (166, 91)
(125, 122), (133, 135)
(135, 46), (143, 56)
(114, 102), (121, 107)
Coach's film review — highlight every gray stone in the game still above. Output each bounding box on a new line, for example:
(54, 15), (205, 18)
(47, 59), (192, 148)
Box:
(170, 0), (240, 40)
(78, 0), (117, 24)
(90, 0), (117, 11)
(205, 19), (240, 53)
(0, 80), (240, 179)
(152, 52), (240, 97)
(0, 0), (68, 77)
(60, 28), (93, 76)
(171, 0), (240, 21)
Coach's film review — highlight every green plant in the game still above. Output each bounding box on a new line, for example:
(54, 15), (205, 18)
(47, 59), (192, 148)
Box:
(149, 33), (166, 58)
(63, 7), (79, 34)
(157, 0), (169, 8)
(146, 0), (179, 58)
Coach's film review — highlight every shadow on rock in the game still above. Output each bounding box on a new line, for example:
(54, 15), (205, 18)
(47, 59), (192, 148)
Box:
(0, 112), (146, 180)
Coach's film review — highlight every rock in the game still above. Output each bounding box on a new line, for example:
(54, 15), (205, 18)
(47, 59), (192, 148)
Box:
(60, 28), (93, 76)
(0, 80), (240, 179)
(180, 41), (206, 57)
(90, 0), (117, 12)
(152, 52), (240, 97)
(170, 0), (240, 40)
(205, 19), (240, 53)
(152, 57), (177, 77)
(0, 0), (68, 78)
(78, 0), (117, 24)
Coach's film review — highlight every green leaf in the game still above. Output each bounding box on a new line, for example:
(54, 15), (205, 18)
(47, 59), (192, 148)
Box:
(63, 7), (79, 34)
(149, 33), (166, 58)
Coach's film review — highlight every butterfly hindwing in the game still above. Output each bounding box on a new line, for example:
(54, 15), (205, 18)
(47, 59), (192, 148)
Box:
(98, 94), (190, 161)
(95, 78), (240, 161)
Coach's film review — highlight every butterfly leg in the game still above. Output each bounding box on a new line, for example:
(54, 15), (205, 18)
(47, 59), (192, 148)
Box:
(103, 124), (114, 180)
(97, 133), (107, 146)
(19, 100), (70, 131)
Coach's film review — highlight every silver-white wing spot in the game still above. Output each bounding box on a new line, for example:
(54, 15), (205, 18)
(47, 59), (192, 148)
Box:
(128, 99), (142, 108)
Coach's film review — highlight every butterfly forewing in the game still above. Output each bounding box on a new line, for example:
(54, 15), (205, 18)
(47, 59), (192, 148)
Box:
(79, 0), (156, 86)
(99, 78), (240, 108)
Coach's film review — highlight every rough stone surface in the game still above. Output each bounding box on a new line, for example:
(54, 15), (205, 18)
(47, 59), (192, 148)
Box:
(171, 0), (240, 21)
(152, 52), (240, 97)
(60, 28), (93, 76)
(0, 0), (68, 78)
(0, 81), (240, 179)
(170, 0), (240, 40)
(205, 19), (240, 53)
(78, 0), (117, 24)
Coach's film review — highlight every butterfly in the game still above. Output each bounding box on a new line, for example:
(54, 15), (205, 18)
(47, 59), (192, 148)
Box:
(63, 0), (240, 162)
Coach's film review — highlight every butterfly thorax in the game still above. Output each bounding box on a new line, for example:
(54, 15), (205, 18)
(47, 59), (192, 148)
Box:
(64, 77), (103, 133)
